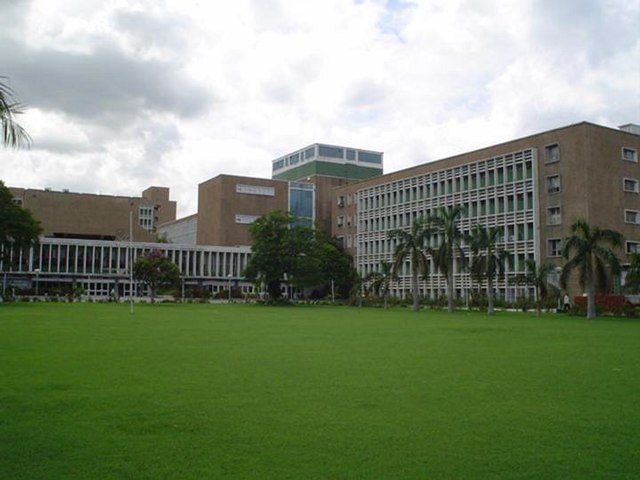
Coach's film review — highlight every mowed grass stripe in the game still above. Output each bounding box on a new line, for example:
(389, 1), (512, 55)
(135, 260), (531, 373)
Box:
(1, 303), (639, 479)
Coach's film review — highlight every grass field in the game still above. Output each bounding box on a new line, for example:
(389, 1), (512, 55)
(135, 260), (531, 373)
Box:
(1, 303), (639, 479)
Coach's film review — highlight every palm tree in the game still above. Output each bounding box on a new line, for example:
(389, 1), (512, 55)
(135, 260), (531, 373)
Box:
(388, 217), (430, 312)
(468, 224), (508, 315)
(623, 252), (640, 294)
(0, 78), (31, 148)
(427, 206), (466, 313)
(560, 219), (623, 319)
(522, 258), (556, 317)
(367, 261), (392, 310)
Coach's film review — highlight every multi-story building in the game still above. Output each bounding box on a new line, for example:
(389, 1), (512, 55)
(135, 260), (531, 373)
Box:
(332, 122), (640, 300)
(3, 121), (639, 300)
(272, 143), (383, 233)
(9, 185), (176, 242)
(1, 236), (252, 298)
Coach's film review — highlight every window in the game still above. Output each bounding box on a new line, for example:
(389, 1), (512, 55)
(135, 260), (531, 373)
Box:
(547, 206), (561, 225)
(11, 197), (22, 205)
(235, 214), (259, 224)
(358, 151), (382, 164)
(623, 178), (639, 193)
(622, 147), (637, 162)
(548, 238), (562, 257)
(346, 149), (356, 161)
(273, 159), (285, 171)
(546, 175), (561, 194)
(545, 144), (560, 163)
(139, 206), (154, 232)
(318, 145), (344, 159)
(337, 195), (345, 207)
(304, 147), (315, 159)
(626, 241), (640, 254)
(236, 184), (275, 196)
(337, 216), (345, 228)
(625, 210), (640, 225)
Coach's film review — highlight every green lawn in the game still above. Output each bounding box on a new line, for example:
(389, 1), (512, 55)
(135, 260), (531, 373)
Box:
(1, 303), (639, 479)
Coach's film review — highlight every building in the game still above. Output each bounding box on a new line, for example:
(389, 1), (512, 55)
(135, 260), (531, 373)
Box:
(159, 143), (381, 247)
(331, 122), (640, 300)
(272, 143), (383, 232)
(3, 121), (639, 300)
(9, 185), (177, 242)
(1, 236), (252, 298)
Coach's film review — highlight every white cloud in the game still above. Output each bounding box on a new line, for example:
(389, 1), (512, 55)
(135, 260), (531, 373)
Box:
(0, 0), (638, 218)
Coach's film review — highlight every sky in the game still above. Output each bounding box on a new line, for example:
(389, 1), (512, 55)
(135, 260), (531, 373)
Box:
(1, 0), (638, 217)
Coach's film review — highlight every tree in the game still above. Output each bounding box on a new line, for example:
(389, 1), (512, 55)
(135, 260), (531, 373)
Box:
(468, 224), (508, 315)
(243, 211), (356, 301)
(287, 228), (356, 298)
(623, 252), (640, 293)
(388, 217), (430, 312)
(0, 180), (41, 264)
(1, 78), (31, 148)
(520, 259), (556, 317)
(427, 206), (466, 313)
(133, 250), (181, 302)
(366, 261), (392, 310)
(312, 231), (357, 299)
(560, 219), (623, 319)
(243, 211), (300, 300)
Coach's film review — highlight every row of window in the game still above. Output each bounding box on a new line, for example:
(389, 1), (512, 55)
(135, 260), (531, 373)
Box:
(272, 146), (383, 171)
(356, 193), (534, 232)
(360, 165), (533, 210)
(549, 238), (640, 257)
(358, 223), (535, 256)
(544, 144), (638, 163)
(2, 240), (251, 278)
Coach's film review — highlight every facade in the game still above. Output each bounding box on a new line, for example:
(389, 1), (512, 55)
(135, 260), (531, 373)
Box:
(331, 122), (640, 300)
(195, 175), (290, 246)
(272, 143), (383, 232)
(1, 237), (253, 298)
(157, 214), (198, 245)
(3, 121), (639, 300)
(9, 185), (176, 242)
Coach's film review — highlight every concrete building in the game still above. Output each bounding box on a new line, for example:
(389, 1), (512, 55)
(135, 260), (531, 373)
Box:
(272, 143), (383, 233)
(1, 236), (252, 298)
(331, 122), (640, 300)
(3, 121), (639, 301)
(9, 185), (176, 242)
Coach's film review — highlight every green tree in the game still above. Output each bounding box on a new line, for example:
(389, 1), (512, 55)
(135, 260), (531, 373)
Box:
(366, 261), (392, 310)
(427, 206), (466, 313)
(312, 231), (357, 299)
(468, 224), (507, 315)
(521, 258), (556, 317)
(243, 211), (355, 301)
(388, 217), (430, 312)
(243, 211), (294, 300)
(0, 180), (41, 264)
(560, 219), (623, 319)
(133, 250), (181, 303)
(623, 252), (640, 293)
(1, 78), (31, 148)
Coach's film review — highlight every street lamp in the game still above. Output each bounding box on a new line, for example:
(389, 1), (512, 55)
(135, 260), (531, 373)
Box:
(227, 273), (233, 303)
(34, 268), (40, 297)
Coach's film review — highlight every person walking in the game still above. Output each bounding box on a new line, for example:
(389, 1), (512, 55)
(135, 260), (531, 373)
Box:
(563, 293), (571, 312)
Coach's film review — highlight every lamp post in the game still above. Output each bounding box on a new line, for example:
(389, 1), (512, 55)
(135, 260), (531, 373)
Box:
(129, 210), (134, 314)
(227, 273), (232, 303)
(34, 268), (40, 297)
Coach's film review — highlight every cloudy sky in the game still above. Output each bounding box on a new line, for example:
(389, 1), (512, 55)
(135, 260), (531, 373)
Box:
(1, 0), (638, 216)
